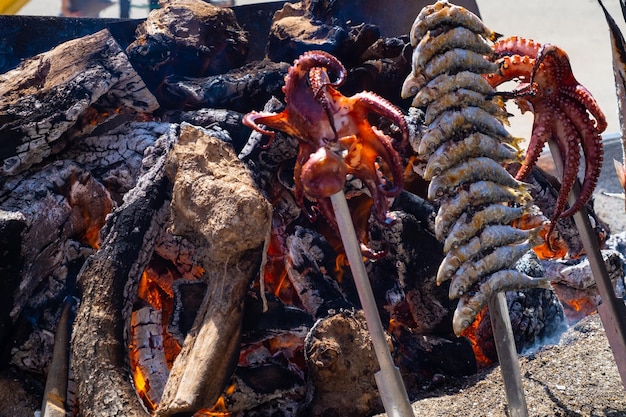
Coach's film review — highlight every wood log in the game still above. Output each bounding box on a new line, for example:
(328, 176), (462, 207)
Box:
(70, 125), (177, 417)
(156, 123), (272, 416)
(0, 28), (158, 177)
(158, 60), (289, 112)
(126, 0), (248, 93)
(0, 160), (112, 351)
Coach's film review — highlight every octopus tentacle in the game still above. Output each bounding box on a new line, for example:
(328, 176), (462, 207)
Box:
(549, 114), (582, 233)
(492, 35), (542, 57)
(350, 91), (410, 150)
(287, 50), (347, 91)
(485, 55), (535, 87)
(242, 111), (285, 147)
(515, 110), (552, 180)
(558, 98), (604, 218)
(365, 128), (405, 197)
(309, 67), (340, 141)
(561, 85), (608, 132)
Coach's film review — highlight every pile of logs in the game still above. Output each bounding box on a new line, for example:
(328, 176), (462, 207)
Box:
(0, 1), (622, 416)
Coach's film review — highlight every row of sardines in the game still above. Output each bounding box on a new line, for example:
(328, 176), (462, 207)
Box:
(402, 0), (551, 335)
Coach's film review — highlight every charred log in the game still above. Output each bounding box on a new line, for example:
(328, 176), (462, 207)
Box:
(63, 121), (174, 202)
(0, 160), (113, 359)
(286, 226), (353, 318)
(0, 212), (26, 354)
(219, 292), (311, 416)
(70, 126), (176, 417)
(162, 108), (250, 153)
(0, 29), (159, 177)
(126, 0), (248, 98)
(158, 60), (290, 112)
(368, 191), (450, 335)
(393, 328), (477, 395)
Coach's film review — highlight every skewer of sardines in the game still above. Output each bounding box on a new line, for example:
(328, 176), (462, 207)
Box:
(401, 0), (551, 336)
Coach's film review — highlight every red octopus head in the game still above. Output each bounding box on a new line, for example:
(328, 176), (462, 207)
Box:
(300, 146), (348, 200)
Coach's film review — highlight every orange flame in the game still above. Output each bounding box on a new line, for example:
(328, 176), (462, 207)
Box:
(334, 253), (347, 283)
(193, 384), (237, 417)
(566, 297), (596, 313)
(131, 362), (157, 411)
(460, 305), (494, 369)
(512, 213), (568, 260)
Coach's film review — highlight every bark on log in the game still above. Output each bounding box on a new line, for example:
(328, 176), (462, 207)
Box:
(156, 123), (272, 416)
(0, 28), (158, 177)
(70, 125), (177, 417)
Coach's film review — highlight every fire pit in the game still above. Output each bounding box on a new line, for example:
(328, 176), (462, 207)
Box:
(0, 1), (625, 416)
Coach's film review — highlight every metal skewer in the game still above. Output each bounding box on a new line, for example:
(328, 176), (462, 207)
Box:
(548, 140), (626, 389)
(330, 191), (415, 417)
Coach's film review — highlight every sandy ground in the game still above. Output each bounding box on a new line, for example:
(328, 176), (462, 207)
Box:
(376, 313), (626, 417)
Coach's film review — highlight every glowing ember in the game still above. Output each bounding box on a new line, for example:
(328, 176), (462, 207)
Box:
(66, 171), (114, 249)
(460, 305), (494, 369)
(561, 295), (598, 324)
(512, 213), (568, 260)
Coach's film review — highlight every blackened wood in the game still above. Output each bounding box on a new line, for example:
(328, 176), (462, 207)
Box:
(70, 126), (176, 417)
(162, 108), (250, 153)
(64, 121), (173, 201)
(0, 161), (112, 343)
(126, 0), (248, 93)
(0, 211), (26, 355)
(285, 226), (352, 318)
(158, 60), (289, 112)
(0, 29), (158, 177)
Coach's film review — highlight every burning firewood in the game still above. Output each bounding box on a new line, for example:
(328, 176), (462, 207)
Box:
(0, 29), (159, 177)
(70, 124), (176, 417)
(156, 123), (272, 416)
(126, 0), (249, 103)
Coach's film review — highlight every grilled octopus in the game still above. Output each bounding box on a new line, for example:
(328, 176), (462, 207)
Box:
(244, 50), (408, 258)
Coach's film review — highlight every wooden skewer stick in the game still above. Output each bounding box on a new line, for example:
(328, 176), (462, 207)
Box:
(330, 191), (415, 417)
(42, 298), (74, 417)
(548, 140), (626, 390)
(487, 293), (528, 417)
